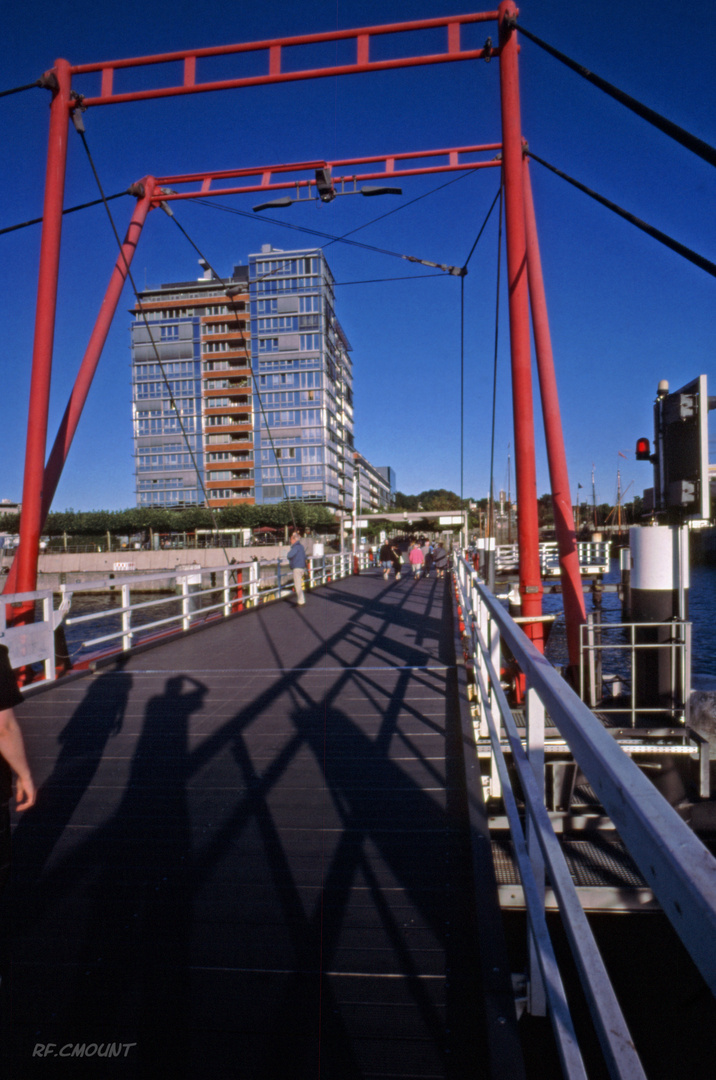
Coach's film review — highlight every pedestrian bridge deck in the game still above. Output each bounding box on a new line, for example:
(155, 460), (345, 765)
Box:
(1, 571), (522, 1079)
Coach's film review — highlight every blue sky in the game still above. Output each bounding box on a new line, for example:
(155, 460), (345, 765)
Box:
(1, 0), (714, 513)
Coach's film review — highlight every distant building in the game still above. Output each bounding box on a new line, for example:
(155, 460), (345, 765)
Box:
(0, 500), (21, 517)
(353, 454), (394, 512)
(130, 249), (394, 515)
(130, 262), (254, 508)
(249, 245), (355, 510)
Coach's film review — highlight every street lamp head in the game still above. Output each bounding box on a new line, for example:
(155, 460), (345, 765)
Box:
(252, 196), (295, 212)
(360, 186), (403, 197)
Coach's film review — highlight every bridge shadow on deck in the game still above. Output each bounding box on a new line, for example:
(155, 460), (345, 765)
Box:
(0, 573), (512, 1079)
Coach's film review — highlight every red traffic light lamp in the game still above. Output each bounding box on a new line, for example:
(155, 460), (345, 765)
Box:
(635, 436), (652, 461)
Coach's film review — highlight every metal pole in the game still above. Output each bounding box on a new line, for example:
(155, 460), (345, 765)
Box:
(498, 2), (544, 650)
(12, 60), (72, 602)
(522, 158), (586, 671)
(4, 184), (154, 596)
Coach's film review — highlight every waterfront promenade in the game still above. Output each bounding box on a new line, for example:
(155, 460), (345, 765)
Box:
(0, 571), (523, 1079)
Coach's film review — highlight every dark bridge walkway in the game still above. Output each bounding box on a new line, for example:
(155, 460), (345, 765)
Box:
(1, 572), (519, 1079)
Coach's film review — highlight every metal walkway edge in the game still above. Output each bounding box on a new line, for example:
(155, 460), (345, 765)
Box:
(0, 572), (523, 1079)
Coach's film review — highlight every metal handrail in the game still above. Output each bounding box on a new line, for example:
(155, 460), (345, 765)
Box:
(455, 554), (716, 1079)
(2, 551), (368, 677)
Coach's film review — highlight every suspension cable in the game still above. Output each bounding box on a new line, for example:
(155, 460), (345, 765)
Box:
(509, 17), (716, 169)
(0, 79), (41, 98)
(74, 122), (233, 554)
(487, 182), (504, 540)
(527, 149), (716, 278)
(458, 186), (503, 504)
(0, 192), (128, 237)
(166, 211), (297, 529)
(194, 198), (463, 274)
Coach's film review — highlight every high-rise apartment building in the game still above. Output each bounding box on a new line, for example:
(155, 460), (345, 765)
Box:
(131, 264), (254, 508)
(249, 245), (355, 510)
(131, 248), (392, 513)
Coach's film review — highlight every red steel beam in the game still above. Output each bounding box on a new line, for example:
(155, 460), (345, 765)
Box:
(69, 13), (500, 106)
(154, 145), (502, 201)
(498, 0), (544, 650)
(11, 59), (73, 615)
(3, 182), (155, 597)
(523, 157), (586, 672)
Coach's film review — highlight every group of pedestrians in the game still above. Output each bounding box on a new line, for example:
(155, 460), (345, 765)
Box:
(379, 539), (449, 583)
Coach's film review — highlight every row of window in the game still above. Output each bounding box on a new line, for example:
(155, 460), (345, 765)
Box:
(208, 488), (255, 500)
(206, 451), (253, 463)
(254, 277), (318, 295)
(137, 453), (196, 470)
(136, 418), (197, 435)
(259, 446), (324, 463)
(257, 358), (321, 372)
(202, 321), (246, 334)
(203, 359), (250, 372)
(204, 378), (250, 391)
(135, 380), (199, 399)
(260, 408), (323, 428)
(205, 415), (250, 427)
(203, 340), (248, 353)
(257, 334), (320, 353)
(255, 295), (321, 315)
(207, 469), (254, 481)
(253, 257), (318, 276)
(205, 396), (250, 409)
(138, 490), (201, 505)
(136, 402), (195, 418)
(134, 362), (197, 378)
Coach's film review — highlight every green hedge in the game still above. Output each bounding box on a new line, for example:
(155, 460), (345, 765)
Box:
(1, 502), (339, 539)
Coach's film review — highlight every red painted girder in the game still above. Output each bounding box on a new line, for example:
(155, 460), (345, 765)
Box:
(498, 0), (544, 651)
(155, 161), (502, 202)
(155, 144), (502, 190)
(68, 12), (500, 106)
(11, 59), (73, 613)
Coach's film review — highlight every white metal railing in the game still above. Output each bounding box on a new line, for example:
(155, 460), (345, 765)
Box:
(2, 551), (368, 678)
(495, 541), (610, 575)
(579, 615), (691, 724)
(454, 554), (716, 1080)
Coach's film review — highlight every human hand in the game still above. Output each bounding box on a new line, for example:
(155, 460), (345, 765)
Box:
(15, 773), (36, 811)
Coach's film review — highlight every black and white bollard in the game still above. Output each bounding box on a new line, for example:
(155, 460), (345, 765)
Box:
(629, 524), (689, 713)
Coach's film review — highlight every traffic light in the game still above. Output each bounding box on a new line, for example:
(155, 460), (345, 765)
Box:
(635, 436), (651, 461)
(653, 375), (711, 519)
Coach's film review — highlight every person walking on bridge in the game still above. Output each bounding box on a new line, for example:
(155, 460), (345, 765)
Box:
(433, 542), (449, 580)
(287, 531), (307, 606)
(408, 541), (425, 581)
(379, 541), (395, 580)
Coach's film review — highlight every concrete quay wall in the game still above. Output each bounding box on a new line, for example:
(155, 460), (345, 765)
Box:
(4, 547), (291, 593)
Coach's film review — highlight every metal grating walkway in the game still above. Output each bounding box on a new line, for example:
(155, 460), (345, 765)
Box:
(0, 571), (521, 1079)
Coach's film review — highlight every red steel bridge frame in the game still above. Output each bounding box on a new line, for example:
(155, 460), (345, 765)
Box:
(7, 3), (586, 667)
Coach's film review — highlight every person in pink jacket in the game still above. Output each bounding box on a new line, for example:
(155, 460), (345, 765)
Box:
(408, 541), (425, 581)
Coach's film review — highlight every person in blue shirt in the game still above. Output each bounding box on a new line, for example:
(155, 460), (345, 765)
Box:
(286, 531), (307, 606)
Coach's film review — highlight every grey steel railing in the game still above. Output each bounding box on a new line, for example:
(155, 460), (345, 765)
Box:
(454, 554), (716, 1080)
(579, 614), (691, 724)
(1, 551), (368, 676)
(495, 540), (609, 575)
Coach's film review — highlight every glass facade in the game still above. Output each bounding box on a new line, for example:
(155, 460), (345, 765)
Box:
(130, 266), (254, 508)
(249, 246), (355, 509)
(130, 251), (390, 513)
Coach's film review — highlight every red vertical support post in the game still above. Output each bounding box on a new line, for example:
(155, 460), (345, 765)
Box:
(3, 181), (156, 597)
(497, 2), (544, 650)
(13, 59), (72, 604)
(40, 180), (156, 522)
(523, 158), (586, 673)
